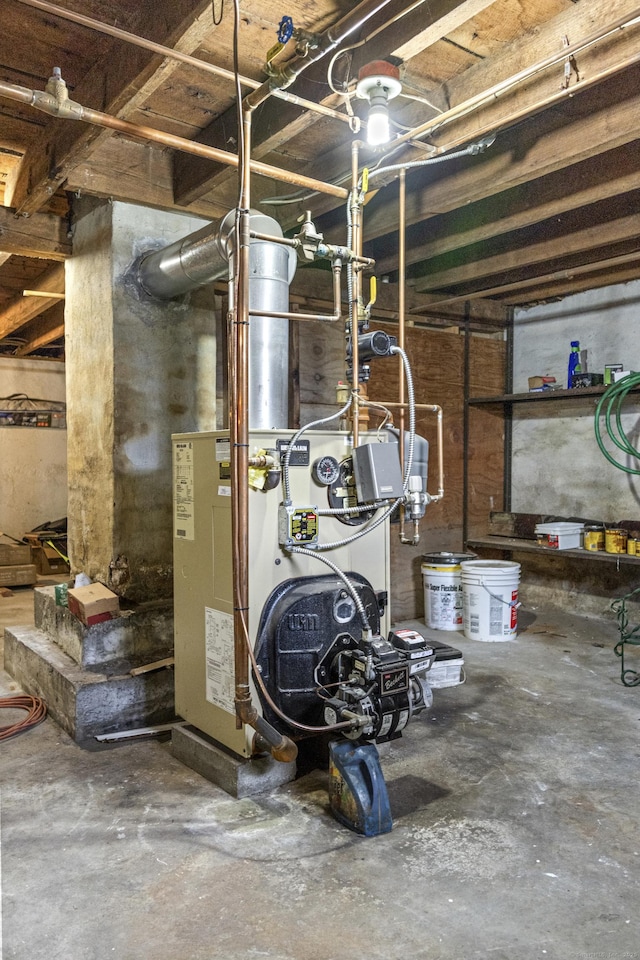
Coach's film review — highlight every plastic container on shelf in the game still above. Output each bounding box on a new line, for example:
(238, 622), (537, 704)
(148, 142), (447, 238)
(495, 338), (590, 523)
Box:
(534, 521), (584, 550)
(567, 340), (582, 388)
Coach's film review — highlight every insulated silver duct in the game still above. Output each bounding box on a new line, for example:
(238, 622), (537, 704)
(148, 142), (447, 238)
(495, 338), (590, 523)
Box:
(137, 210), (296, 429)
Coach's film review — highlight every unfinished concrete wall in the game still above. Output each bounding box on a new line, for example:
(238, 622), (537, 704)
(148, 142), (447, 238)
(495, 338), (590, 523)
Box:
(0, 357), (67, 537)
(513, 279), (640, 520)
(66, 199), (218, 602)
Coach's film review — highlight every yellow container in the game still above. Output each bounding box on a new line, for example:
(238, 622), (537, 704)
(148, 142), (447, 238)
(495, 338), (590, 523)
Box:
(627, 538), (639, 556)
(584, 527), (605, 552)
(605, 528), (628, 554)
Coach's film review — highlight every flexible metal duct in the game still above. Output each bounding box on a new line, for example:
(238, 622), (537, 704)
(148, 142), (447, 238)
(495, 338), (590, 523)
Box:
(137, 210), (296, 429)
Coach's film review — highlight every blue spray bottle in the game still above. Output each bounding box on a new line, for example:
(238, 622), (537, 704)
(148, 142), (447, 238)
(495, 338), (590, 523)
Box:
(567, 341), (581, 388)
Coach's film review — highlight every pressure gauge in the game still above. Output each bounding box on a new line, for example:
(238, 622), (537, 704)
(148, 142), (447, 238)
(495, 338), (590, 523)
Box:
(312, 455), (340, 486)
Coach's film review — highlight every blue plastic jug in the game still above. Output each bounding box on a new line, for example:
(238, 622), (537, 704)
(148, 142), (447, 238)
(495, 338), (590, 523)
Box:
(328, 739), (393, 836)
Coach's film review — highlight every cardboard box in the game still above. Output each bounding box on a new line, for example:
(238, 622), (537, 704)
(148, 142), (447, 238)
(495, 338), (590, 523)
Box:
(29, 543), (69, 575)
(0, 563), (37, 587)
(0, 543), (31, 566)
(67, 582), (120, 626)
(528, 375), (556, 390)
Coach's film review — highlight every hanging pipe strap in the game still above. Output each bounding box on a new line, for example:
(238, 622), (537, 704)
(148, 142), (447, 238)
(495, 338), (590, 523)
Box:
(611, 588), (640, 687)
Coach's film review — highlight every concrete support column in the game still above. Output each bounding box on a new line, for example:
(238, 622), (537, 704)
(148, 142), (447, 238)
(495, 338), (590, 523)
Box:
(66, 199), (218, 603)
(4, 199), (225, 741)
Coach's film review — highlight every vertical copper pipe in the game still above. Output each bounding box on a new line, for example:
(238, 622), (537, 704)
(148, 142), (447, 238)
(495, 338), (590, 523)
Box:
(398, 169), (408, 541)
(398, 170), (406, 451)
(232, 107), (253, 726)
(351, 141), (362, 448)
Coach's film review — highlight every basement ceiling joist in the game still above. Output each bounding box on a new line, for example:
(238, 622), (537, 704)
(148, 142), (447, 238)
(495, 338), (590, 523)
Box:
(0, 0), (639, 359)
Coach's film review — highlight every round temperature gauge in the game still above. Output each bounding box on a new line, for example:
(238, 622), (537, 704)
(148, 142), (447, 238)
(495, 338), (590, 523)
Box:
(312, 455), (340, 486)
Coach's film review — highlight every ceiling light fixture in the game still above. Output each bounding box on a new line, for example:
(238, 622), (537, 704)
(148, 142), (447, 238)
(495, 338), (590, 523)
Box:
(355, 60), (402, 147)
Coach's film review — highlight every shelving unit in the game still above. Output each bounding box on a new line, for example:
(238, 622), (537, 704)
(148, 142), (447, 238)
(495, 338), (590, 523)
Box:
(468, 385), (612, 406)
(467, 535), (640, 566)
(465, 376), (640, 574)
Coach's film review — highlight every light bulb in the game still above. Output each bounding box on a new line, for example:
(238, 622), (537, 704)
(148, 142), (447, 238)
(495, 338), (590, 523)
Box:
(356, 63), (401, 147)
(367, 99), (390, 146)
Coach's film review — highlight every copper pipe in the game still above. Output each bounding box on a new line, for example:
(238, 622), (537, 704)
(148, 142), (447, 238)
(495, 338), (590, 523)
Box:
(244, 0), (399, 111)
(248, 260), (342, 323)
(398, 168), (408, 542)
(0, 79), (349, 200)
(232, 108), (252, 728)
(13, 0), (353, 126)
(229, 111), (298, 760)
(350, 141), (362, 448)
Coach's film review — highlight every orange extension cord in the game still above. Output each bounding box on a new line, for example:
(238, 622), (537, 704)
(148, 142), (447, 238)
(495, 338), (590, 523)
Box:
(0, 694), (47, 741)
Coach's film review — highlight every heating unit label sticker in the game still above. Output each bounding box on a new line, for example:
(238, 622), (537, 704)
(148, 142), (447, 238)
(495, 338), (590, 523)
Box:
(215, 437), (231, 461)
(173, 441), (195, 540)
(204, 607), (236, 715)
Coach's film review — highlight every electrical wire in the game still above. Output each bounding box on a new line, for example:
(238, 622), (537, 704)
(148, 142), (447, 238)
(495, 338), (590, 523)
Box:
(365, 137), (495, 183)
(0, 694), (47, 741)
(594, 373), (640, 474)
(313, 344), (415, 552)
(260, 135), (495, 206)
(282, 397), (352, 503)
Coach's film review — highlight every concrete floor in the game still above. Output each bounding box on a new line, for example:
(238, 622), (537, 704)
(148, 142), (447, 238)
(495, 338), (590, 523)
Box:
(1, 582), (639, 960)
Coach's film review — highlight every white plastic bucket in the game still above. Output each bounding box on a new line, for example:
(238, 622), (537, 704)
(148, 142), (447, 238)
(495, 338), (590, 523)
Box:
(422, 552), (475, 631)
(460, 559), (521, 642)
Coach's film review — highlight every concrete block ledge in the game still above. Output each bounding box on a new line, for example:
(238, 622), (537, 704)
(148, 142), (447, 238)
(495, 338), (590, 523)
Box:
(172, 724), (296, 798)
(33, 585), (174, 671)
(4, 625), (175, 742)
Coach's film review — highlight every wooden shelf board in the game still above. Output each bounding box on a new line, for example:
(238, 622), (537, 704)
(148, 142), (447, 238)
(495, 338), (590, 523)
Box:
(468, 386), (612, 405)
(467, 535), (640, 564)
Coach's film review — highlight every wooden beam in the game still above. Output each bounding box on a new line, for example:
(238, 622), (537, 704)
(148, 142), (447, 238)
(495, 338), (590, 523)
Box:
(415, 210), (640, 292)
(8, 0), (214, 217)
(0, 206), (70, 260)
(0, 262), (65, 339)
(437, 0), (640, 135)
(413, 251), (640, 308)
(66, 138), (229, 221)
(173, 0), (496, 206)
(499, 262), (640, 304)
(14, 302), (65, 356)
(290, 267), (507, 325)
(354, 0), (498, 65)
(373, 142), (640, 274)
(312, 0), (640, 241)
(359, 67), (640, 244)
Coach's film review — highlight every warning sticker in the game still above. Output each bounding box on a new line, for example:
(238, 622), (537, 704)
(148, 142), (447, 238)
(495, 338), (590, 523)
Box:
(215, 436), (231, 462)
(173, 441), (194, 540)
(204, 607), (235, 715)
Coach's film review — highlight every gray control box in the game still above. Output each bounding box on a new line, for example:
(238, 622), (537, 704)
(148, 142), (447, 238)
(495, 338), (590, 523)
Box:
(352, 442), (404, 503)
